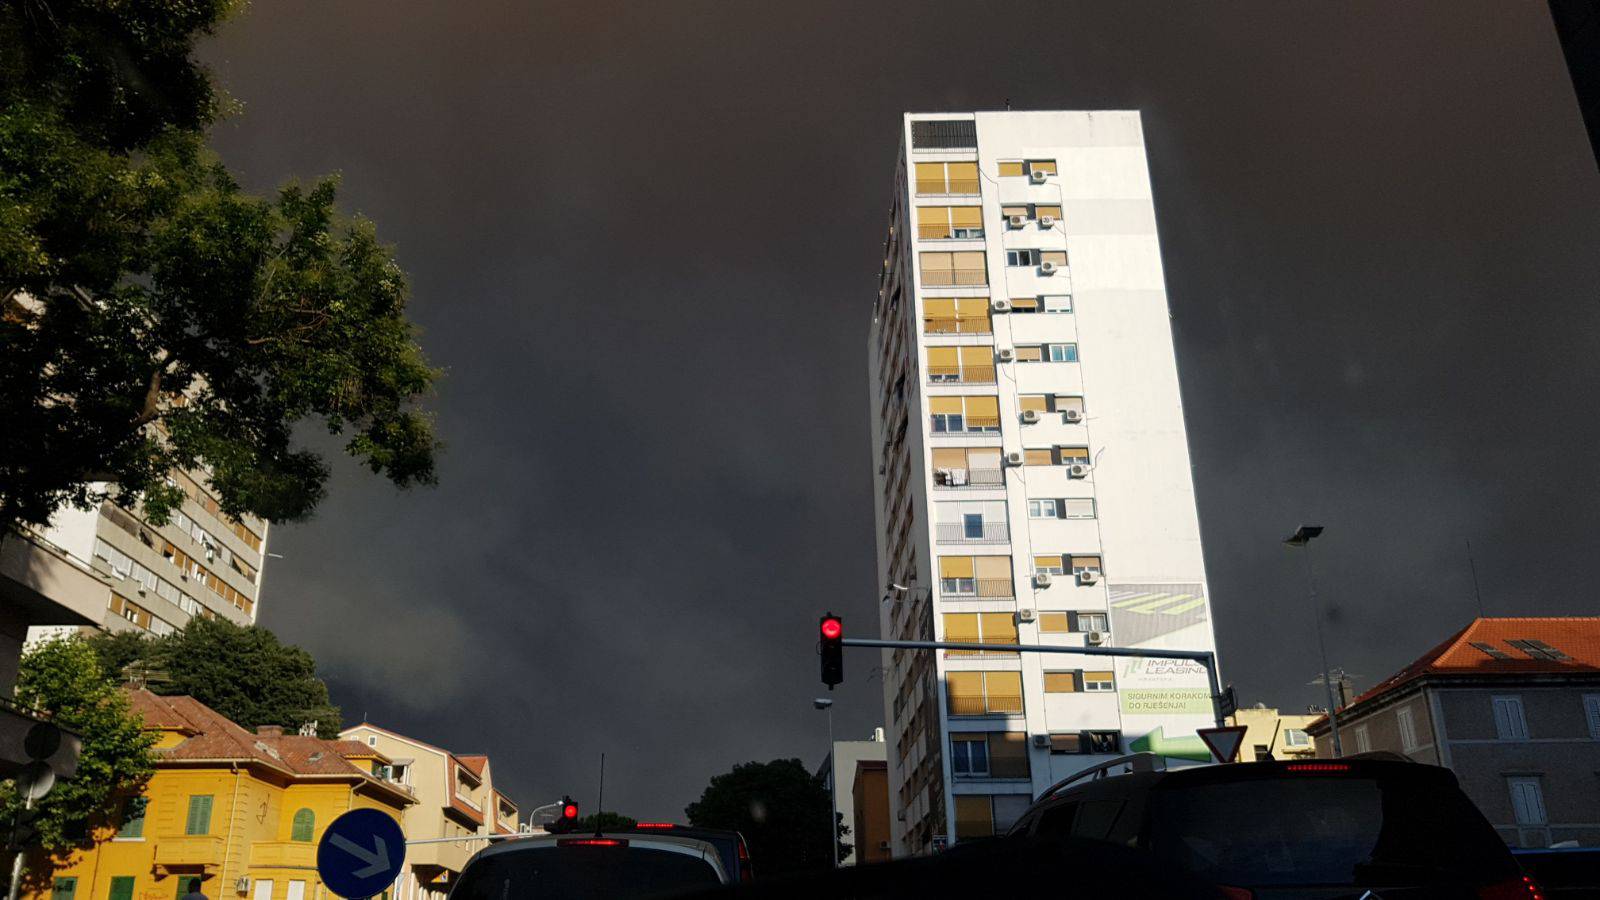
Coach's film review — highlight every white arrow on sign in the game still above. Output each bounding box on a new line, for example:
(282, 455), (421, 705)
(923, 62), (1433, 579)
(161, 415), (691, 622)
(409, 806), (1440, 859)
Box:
(329, 832), (392, 878)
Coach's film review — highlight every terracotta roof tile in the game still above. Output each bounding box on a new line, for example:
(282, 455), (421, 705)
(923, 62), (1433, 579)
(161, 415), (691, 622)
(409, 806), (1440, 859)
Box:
(456, 755), (488, 777)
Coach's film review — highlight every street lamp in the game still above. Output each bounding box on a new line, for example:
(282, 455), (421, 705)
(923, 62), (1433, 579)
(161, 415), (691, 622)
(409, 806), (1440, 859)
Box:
(1284, 524), (1343, 757)
(813, 698), (839, 868)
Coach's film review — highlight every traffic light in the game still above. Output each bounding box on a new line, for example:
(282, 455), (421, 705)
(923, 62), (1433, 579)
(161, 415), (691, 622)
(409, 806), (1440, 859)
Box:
(819, 613), (843, 689)
(548, 796), (580, 833)
(6, 806), (43, 852)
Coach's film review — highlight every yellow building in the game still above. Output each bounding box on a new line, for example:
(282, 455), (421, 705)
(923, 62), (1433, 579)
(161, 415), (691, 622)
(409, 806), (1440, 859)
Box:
(28, 690), (413, 900)
(1229, 704), (1320, 761)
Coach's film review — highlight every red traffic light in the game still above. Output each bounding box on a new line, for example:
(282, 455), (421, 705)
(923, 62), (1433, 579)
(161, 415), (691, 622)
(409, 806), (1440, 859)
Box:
(562, 803), (579, 820)
(820, 617), (842, 640)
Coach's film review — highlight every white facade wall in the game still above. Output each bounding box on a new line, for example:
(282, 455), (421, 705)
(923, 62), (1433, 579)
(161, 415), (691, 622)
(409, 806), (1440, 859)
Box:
(870, 111), (1221, 856)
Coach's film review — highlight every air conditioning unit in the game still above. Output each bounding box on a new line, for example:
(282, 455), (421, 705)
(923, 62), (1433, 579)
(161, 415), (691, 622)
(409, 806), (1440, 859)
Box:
(991, 299), (1012, 313)
(235, 877), (251, 895)
(1033, 571), (1053, 588)
(997, 348), (1016, 362)
(1039, 261), (1058, 276)
(1078, 569), (1100, 585)
(1085, 630), (1106, 645)
(1063, 408), (1084, 423)
(1032, 734), (1051, 749)
(1068, 463), (1090, 478)
(1017, 608), (1037, 623)
(1003, 451), (1024, 467)
(1007, 214), (1027, 229)
(1020, 409), (1041, 424)
(1038, 215), (1057, 228)
(1030, 169), (1049, 184)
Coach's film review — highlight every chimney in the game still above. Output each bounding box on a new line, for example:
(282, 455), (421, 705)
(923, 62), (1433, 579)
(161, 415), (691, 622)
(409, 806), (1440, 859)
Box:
(256, 725), (284, 737)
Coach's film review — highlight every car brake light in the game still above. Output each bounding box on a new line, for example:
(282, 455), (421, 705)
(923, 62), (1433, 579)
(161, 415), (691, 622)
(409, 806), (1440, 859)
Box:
(634, 822), (676, 829)
(1477, 875), (1544, 900)
(1214, 886), (1253, 900)
(1284, 763), (1350, 773)
(558, 838), (627, 847)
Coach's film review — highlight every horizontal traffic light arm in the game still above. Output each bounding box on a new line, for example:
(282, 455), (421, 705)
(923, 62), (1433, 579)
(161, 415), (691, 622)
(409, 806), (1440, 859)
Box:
(839, 638), (1225, 728)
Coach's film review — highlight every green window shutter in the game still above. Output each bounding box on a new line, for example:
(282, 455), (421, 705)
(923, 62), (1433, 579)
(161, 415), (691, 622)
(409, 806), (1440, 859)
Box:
(290, 809), (314, 843)
(185, 796), (213, 835)
(52, 878), (77, 900)
(177, 877), (201, 898)
(119, 797), (147, 838)
(108, 877), (135, 900)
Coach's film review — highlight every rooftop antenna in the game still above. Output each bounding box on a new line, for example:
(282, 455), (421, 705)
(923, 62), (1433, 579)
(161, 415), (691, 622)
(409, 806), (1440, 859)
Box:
(1004, 98), (1012, 111)
(1465, 538), (1486, 618)
(594, 752), (605, 836)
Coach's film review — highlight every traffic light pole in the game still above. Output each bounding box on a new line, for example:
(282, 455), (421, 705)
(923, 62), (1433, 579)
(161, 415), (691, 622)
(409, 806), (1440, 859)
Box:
(841, 638), (1227, 728)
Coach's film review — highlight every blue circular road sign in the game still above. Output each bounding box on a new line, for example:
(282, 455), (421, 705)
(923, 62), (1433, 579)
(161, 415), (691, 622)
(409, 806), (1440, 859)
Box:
(317, 808), (407, 899)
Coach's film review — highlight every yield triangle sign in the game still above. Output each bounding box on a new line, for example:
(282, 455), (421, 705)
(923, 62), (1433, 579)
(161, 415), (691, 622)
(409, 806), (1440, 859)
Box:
(1196, 725), (1249, 763)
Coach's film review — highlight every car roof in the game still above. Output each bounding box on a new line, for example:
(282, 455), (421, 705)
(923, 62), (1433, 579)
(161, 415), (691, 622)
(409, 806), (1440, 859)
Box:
(466, 831), (729, 881)
(1033, 757), (1456, 809)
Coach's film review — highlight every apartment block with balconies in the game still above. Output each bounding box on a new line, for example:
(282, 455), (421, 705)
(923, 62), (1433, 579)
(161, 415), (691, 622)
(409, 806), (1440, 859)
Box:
(867, 111), (1220, 857)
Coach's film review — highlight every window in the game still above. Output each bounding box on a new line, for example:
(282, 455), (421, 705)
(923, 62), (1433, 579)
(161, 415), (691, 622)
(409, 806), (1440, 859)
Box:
(1507, 777), (1547, 825)
(1010, 296), (1041, 313)
(1077, 612), (1109, 632)
(926, 346), (995, 383)
(1469, 641), (1512, 660)
(1014, 345), (1043, 362)
(912, 160), (979, 194)
(176, 878), (201, 900)
(929, 396), (1000, 433)
(108, 877), (135, 900)
(1040, 250), (1068, 267)
(1028, 499), (1059, 519)
(1049, 733), (1083, 754)
(1083, 670), (1115, 692)
(1043, 295), (1072, 313)
(1005, 249), (1037, 267)
(1028, 159), (1057, 175)
(185, 795), (213, 835)
(946, 671), (1025, 715)
(1023, 448), (1055, 466)
(931, 448), (1004, 486)
(953, 795), (994, 839)
(1047, 343), (1078, 362)
(1283, 729), (1310, 748)
(52, 878), (76, 900)
(252, 880), (274, 900)
(1086, 731), (1121, 754)
(286, 882), (306, 900)
(950, 735), (989, 776)
(1584, 695), (1600, 739)
(290, 808), (315, 842)
(1063, 499), (1096, 519)
(1070, 555), (1103, 575)
(1353, 725), (1371, 754)
(1043, 672), (1078, 693)
(923, 297), (991, 334)
(997, 159), (1057, 176)
(989, 733), (1029, 779)
(919, 250), (987, 286)
(1018, 394), (1050, 413)
(1493, 696), (1529, 740)
(938, 555), (1011, 597)
(910, 121), (977, 150)
(916, 206), (984, 240)
(1038, 612), (1071, 633)
(1396, 706), (1419, 751)
(1058, 446), (1090, 464)
(118, 797), (147, 839)
(1507, 639), (1571, 661)
(1254, 745), (1272, 762)
(1033, 554), (1065, 575)
(941, 613), (1018, 656)
(998, 161), (1025, 177)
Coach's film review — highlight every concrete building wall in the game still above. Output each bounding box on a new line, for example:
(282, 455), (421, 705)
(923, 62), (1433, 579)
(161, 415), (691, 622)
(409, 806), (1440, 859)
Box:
(852, 761), (892, 866)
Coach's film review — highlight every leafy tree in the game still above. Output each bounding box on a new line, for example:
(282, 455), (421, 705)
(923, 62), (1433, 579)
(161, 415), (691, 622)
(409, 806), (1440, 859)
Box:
(0, 0), (439, 534)
(0, 636), (155, 867)
(85, 618), (341, 737)
(570, 811), (637, 833)
(685, 759), (850, 877)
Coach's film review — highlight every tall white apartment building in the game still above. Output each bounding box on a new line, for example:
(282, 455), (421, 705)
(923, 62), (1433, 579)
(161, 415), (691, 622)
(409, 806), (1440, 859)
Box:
(867, 111), (1221, 856)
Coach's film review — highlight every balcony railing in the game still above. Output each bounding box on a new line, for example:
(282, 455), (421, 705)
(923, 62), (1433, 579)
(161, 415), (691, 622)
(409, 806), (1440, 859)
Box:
(933, 468), (1003, 488)
(926, 366), (996, 384)
(939, 577), (1014, 599)
(915, 179), (981, 196)
(944, 646), (1020, 658)
(947, 696), (1024, 716)
(923, 317), (992, 335)
(920, 268), (988, 287)
(935, 522), (1010, 544)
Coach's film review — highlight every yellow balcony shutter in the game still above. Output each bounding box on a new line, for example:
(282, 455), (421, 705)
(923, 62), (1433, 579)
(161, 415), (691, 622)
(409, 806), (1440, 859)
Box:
(1018, 395), (1049, 412)
(1001, 205), (1028, 218)
(986, 672), (1024, 713)
(964, 396), (998, 418)
(919, 251), (952, 274)
(1024, 449), (1054, 466)
(958, 346), (991, 366)
(1015, 345), (1043, 362)
(953, 250), (986, 269)
(923, 298), (956, 317)
(942, 613), (979, 642)
(1043, 672), (1078, 692)
(950, 206), (983, 228)
(931, 448), (968, 468)
(947, 671), (983, 710)
(1034, 553), (1063, 570)
(1041, 250), (1068, 266)
(917, 207), (953, 240)
(980, 613), (1018, 644)
(939, 556), (975, 578)
(1084, 670), (1114, 683)
(1030, 159), (1058, 175)
(1036, 205), (1062, 219)
(927, 347), (959, 367)
(1070, 555), (1103, 568)
(998, 161), (1025, 177)
(1059, 447), (1090, 462)
(928, 396), (963, 414)
(914, 162), (946, 192)
(947, 162), (978, 191)
(969, 449), (1003, 469)
(953, 796), (994, 838)
(989, 732), (1030, 778)
(973, 556), (1010, 579)
(1038, 612), (1071, 633)
(954, 297), (990, 318)
(1011, 297), (1040, 312)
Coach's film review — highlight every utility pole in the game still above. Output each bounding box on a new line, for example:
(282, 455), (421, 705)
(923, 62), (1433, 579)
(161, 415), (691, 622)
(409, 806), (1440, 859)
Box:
(813, 699), (839, 869)
(1284, 525), (1342, 757)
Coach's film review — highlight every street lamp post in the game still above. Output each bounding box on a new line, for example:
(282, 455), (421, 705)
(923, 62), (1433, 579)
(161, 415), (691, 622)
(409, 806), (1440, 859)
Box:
(1284, 525), (1343, 757)
(813, 698), (839, 869)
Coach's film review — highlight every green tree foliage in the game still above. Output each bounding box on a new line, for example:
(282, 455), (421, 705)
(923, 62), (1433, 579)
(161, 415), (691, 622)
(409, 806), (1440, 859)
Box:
(685, 759), (850, 877)
(0, 0), (439, 533)
(570, 811), (637, 833)
(86, 618), (341, 737)
(0, 636), (155, 862)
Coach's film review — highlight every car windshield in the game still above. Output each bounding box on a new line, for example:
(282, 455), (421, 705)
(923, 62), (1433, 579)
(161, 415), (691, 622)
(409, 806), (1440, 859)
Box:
(449, 846), (721, 900)
(1147, 774), (1519, 888)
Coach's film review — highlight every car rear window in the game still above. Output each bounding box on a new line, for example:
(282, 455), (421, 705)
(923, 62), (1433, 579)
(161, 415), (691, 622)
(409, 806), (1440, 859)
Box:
(1147, 773), (1518, 889)
(450, 845), (722, 900)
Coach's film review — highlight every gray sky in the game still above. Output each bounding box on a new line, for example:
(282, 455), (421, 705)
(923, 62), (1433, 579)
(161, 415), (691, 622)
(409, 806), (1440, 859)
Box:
(200, 1), (1600, 819)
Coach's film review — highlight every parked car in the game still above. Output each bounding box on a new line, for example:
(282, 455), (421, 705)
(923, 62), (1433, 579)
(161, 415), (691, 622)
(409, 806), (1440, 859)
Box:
(625, 822), (755, 884)
(1006, 752), (1531, 898)
(449, 831), (728, 899)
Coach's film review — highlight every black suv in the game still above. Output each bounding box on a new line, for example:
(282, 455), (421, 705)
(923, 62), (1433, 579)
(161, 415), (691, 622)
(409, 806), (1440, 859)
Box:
(1005, 752), (1534, 899)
